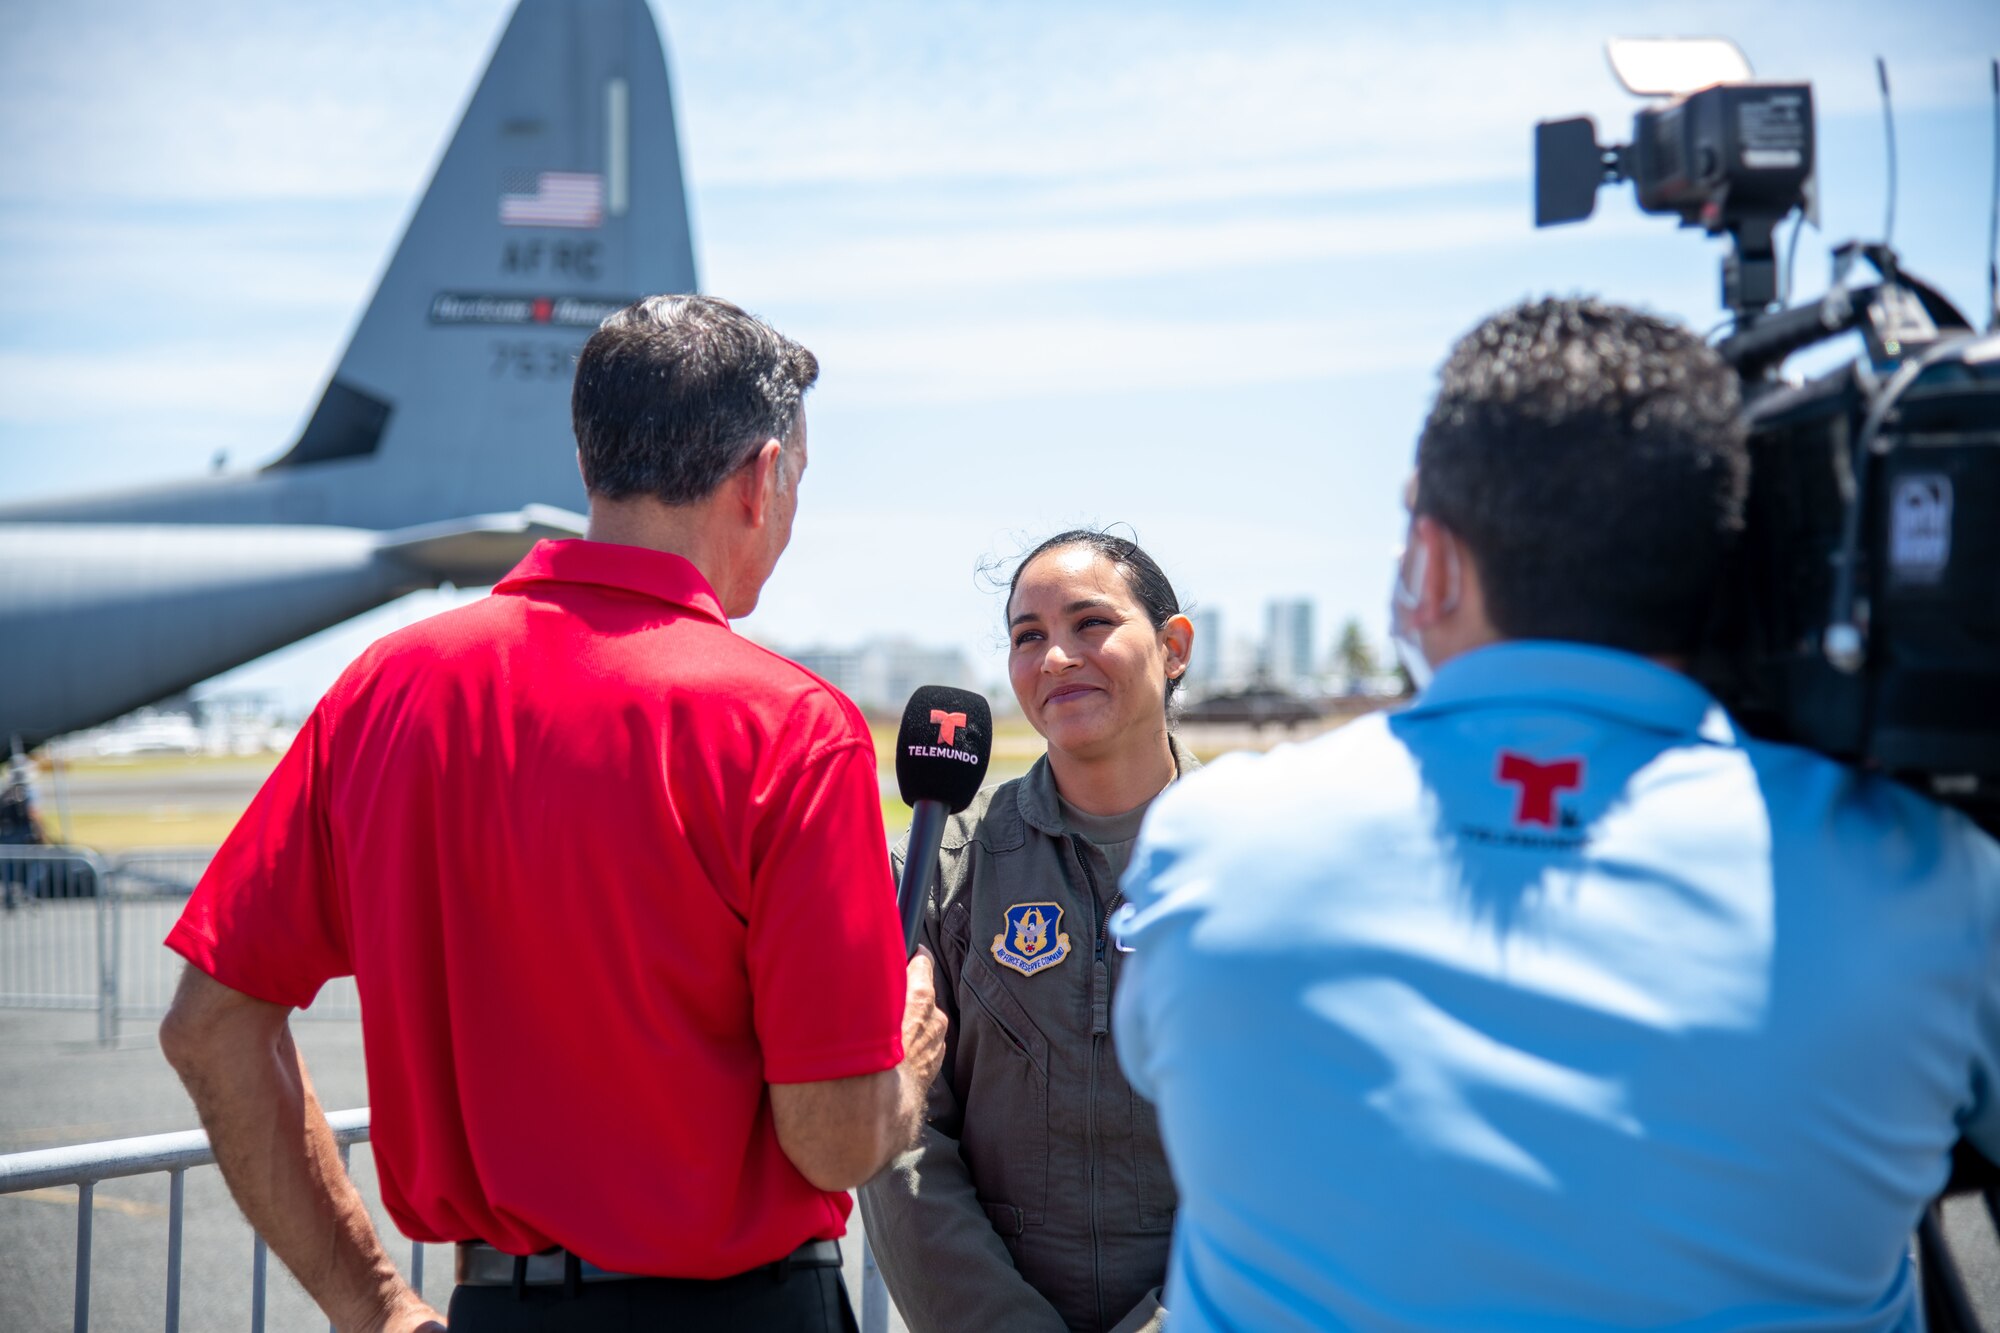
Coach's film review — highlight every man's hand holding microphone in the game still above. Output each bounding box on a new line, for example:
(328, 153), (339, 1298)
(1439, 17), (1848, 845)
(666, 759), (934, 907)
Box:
(771, 686), (990, 1186)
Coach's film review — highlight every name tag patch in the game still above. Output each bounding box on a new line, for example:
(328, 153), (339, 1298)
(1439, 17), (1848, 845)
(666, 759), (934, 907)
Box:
(992, 902), (1072, 977)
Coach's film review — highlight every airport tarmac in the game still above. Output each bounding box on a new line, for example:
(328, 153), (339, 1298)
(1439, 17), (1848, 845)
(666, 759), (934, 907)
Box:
(0, 1006), (908, 1332)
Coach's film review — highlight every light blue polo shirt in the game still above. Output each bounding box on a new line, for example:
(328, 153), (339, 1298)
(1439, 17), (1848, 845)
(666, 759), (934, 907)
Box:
(1114, 641), (2000, 1332)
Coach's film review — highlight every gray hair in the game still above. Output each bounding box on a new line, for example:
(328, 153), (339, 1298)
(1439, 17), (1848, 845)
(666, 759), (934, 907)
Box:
(572, 294), (818, 505)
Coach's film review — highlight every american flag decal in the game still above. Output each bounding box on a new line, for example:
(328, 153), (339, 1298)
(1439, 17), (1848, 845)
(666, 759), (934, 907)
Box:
(499, 172), (604, 228)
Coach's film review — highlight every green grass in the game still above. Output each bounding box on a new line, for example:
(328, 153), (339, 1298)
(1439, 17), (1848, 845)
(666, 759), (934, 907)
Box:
(50, 715), (1340, 854)
(55, 753), (281, 777)
(56, 809), (249, 851)
(882, 798), (912, 842)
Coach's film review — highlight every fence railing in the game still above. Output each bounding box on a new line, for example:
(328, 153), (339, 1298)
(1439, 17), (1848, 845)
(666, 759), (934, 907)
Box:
(0, 1108), (383, 1333)
(2, 1108), (897, 1332)
(3, 851), (900, 1328)
(0, 845), (359, 1041)
(0, 846), (114, 1041)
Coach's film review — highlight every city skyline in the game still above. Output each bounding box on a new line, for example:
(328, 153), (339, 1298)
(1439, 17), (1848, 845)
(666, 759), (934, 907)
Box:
(160, 592), (1391, 723)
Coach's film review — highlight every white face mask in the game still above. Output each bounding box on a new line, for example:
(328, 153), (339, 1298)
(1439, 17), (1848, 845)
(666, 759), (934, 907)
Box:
(1388, 533), (1459, 693)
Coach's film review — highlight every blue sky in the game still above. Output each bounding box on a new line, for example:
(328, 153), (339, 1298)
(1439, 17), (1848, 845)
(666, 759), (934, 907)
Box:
(2, 0), (1997, 709)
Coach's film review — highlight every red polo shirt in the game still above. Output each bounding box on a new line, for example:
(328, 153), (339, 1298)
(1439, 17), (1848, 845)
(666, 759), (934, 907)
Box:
(166, 539), (906, 1277)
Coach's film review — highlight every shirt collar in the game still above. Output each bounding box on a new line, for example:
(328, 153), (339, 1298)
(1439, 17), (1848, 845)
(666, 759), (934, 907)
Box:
(493, 539), (729, 625)
(1408, 640), (1737, 743)
(1018, 735), (1203, 836)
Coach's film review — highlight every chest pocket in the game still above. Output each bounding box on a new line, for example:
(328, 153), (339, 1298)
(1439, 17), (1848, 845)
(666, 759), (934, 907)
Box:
(947, 898), (1052, 1226)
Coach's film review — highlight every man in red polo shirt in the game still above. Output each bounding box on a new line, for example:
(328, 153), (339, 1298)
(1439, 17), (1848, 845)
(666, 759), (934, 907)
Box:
(159, 294), (946, 1332)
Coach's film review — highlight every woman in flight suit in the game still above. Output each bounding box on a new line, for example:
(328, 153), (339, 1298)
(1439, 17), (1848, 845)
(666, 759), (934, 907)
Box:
(859, 530), (1196, 1333)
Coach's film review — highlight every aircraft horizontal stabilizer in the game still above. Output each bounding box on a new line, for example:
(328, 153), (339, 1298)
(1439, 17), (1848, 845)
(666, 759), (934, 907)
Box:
(374, 505), (584, 586)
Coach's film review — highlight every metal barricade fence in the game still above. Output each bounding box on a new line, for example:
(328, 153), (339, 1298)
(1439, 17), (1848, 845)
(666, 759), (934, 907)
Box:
(0, 1109), (898, 1333)
(99, 849), (216, 1027)
(2, 847), (898, 1328)
(0, 846), (114, 1042)
(0, 846), (361, 1039)
(0, 1108), (395, 1333)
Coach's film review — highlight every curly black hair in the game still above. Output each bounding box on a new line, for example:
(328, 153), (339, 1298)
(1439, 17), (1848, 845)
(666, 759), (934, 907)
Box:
(1415, 297), (1749, 656)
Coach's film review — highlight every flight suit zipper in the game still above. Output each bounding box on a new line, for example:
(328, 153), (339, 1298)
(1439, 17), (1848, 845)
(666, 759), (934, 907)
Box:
(1072, 833), (1109, 1331)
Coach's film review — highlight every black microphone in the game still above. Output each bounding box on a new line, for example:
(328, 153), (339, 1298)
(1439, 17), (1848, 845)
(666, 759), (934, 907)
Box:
(893, 685), (993, 956)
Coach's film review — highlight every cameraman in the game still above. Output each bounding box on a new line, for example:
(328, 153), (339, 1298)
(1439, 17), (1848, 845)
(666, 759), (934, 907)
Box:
(1112, 298), (2000, 1329)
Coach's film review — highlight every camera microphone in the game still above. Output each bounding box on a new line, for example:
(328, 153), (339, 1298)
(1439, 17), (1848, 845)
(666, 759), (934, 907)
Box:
(893, 685), (993, 956)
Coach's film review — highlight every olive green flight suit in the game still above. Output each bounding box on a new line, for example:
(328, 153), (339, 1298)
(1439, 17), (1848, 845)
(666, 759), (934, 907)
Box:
(859, 743), (1197, 1333)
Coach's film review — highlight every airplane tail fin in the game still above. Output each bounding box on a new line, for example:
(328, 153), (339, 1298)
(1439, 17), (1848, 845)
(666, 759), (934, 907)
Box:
(266, 0), (698, 527)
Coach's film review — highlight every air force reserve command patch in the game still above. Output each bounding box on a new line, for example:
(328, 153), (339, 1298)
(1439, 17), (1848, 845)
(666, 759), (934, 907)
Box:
(992, 903), (1072, 977)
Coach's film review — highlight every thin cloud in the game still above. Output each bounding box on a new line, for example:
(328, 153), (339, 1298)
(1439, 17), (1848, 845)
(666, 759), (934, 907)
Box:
(0, 344), (331, 428)
(809, 312), (1446, 406)
(709, 206), (1554, 302)
(675, 2), (1995, 190)
(0, 0), (507, 202)
(0, 213), (386, 322)
(7, 0), (1988, 206)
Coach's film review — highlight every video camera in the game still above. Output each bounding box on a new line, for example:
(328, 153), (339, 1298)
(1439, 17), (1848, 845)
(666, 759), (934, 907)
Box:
(1536, 39), (2000, 829)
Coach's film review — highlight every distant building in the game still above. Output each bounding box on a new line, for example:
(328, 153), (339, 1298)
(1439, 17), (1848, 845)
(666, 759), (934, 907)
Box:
(1219, 635), (1263, 693)
(63, 708), (203, 758)
(50, 692), (297, 759)
(1182, 608), (1224, 699)
(193, 692), (298, 756)
(784, 638), (976, 715)
(1261, 598), (1316, 692)
(784, 646), (860, 697)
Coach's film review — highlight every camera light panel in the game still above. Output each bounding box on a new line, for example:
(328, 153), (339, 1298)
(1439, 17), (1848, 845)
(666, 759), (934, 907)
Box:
(1606, 38), (1753, 98)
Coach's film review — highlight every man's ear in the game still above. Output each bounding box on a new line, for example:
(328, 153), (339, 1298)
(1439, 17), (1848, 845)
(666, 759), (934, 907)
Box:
(735, 439), (784, 529)
(1407, 515), (1464, 627)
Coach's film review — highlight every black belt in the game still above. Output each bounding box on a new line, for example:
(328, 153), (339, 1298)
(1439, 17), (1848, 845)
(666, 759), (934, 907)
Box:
(455, 1238), (842, 1288)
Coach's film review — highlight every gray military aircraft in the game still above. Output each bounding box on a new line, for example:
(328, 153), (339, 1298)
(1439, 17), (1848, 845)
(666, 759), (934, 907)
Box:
(0, 0), (697, 749)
